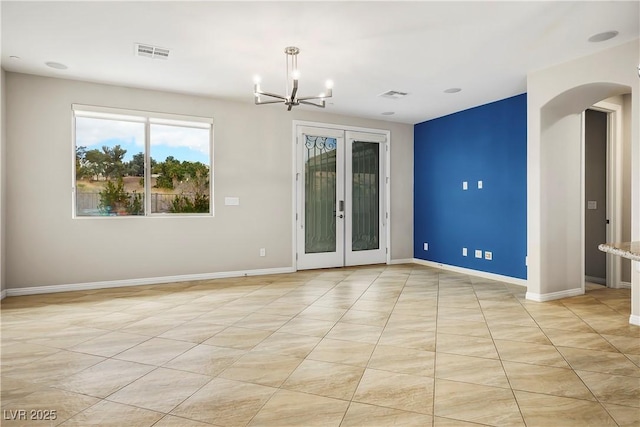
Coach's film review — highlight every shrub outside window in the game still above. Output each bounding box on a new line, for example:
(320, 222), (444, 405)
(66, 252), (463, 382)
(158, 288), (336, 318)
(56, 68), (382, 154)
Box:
(73, 105), (213, 217)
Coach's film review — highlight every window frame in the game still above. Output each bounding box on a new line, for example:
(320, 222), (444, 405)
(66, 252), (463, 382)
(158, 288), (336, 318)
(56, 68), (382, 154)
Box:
(72, 104), (214, 218)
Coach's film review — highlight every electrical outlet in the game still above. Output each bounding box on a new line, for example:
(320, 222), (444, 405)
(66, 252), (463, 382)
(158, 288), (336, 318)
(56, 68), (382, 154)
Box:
(260, 248), (266, 257)
(475, 250), (482, 258)
(423, 243), (429, 251)
(462, 247), (467, 256)
(485, 251), (492, 260)
(462, 181), (468, 190)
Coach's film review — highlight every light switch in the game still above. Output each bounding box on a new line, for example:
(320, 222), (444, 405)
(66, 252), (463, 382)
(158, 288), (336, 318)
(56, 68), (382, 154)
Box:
(225, 197), (240, 206)
(475, 250), (482, 258)
(424, 243), (429, 251)
(587, 201), (597, 210)
(463, 181), (468, 190)
(462, 247), (467, 256)
(478, 180), (483, 189)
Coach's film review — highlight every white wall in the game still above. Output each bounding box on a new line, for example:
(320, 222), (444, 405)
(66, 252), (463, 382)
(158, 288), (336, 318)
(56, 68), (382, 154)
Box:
(5, 72), (413, 289)
(0, 0), (4, 298)
(1, 68), (5, 296)
(622, 94), (632, 283)
(539, 113), (583, 295)
(527, 40), (639, 324)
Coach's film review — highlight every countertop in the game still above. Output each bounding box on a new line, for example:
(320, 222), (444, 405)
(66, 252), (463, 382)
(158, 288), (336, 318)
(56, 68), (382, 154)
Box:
(598, 241), (640, 262)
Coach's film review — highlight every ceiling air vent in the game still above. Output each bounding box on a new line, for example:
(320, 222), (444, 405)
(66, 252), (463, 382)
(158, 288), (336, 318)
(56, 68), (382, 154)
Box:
(135, 43), (170, 60)
(379, 90), (408, 100)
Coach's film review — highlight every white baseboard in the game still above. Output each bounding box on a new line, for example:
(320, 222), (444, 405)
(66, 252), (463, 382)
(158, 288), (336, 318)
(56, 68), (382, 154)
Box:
(630, 314), (640, 326)
(412, 258), (527, 287)
(0, 289), (6, 300)
(583, 278), (631, 289)
(585, 275), (606, 285)
(525, 288), (584, 302)
(5, 267), (296, 297)
(584, 277), (630, 289)
(389, 258), (414, 265)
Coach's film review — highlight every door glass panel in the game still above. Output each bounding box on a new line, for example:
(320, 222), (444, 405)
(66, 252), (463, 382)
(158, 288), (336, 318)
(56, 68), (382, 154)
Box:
(305, 136), (337, 254)
(352, 141), (379, 251)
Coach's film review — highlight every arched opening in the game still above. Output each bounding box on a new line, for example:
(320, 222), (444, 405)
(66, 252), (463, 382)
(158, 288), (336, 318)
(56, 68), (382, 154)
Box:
(536, 83), (631, 298)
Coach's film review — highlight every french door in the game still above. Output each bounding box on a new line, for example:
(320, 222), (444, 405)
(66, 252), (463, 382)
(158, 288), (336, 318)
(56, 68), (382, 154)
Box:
(296, 124), (387, 270)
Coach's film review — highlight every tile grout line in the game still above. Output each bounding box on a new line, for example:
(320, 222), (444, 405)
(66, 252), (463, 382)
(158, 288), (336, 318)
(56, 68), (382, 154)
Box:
(338, 267), (412, 425)
(430, 267), (443, 425)
(240, 268), (381, 427)
(511, 283), (627, 424)
(473, 277), (528, 425)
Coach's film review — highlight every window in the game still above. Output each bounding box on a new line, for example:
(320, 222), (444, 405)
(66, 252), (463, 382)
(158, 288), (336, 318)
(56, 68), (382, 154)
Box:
(73, 105), (213, 217)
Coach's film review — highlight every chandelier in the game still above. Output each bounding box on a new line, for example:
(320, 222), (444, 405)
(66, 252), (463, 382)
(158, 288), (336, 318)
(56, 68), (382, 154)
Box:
(254, 46), (333, 111)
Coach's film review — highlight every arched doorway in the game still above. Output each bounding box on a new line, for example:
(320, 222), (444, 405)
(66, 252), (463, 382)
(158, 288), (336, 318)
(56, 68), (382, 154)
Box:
(526, 46), (639, 326)
(536, 83), (630, 299)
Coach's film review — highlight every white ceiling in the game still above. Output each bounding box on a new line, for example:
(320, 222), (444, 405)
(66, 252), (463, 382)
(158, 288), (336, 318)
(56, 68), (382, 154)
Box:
(2, 1), (638, 124)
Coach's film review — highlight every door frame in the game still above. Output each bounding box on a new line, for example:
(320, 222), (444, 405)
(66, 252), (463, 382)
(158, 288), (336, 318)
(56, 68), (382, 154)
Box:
(291, 120), (391, 270)
(580, 100), (623, 290)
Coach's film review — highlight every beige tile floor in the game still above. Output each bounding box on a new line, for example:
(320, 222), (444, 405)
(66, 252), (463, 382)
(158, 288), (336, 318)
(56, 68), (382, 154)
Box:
(1, 265), (639, 426)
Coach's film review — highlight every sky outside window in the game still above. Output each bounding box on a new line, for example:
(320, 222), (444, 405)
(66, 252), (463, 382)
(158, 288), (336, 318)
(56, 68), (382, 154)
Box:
(76, 117), (210, 165)
(150, 124), (210, 165)
(75, 117), (143, 160)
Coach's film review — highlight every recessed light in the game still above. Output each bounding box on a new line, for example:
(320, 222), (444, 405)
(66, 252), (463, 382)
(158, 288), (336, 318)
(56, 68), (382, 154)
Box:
(45, 61), (68, 70)
(444, 88), (462, 94)
(381, 112), (395, 116)
(588, 31), (618, 43)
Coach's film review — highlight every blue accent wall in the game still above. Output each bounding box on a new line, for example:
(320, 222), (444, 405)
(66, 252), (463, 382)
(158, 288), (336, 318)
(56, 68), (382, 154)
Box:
(414, 94), (527, 279)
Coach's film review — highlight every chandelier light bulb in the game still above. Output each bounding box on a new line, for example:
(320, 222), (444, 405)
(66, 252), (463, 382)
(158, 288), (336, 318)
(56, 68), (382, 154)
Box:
(325, 80), (334, 89)
(291, 69), (301, 80)
(253, 75), (262, 84)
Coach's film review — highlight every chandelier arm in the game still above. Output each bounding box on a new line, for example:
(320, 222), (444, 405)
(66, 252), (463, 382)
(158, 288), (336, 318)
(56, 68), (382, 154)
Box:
(298, 88), (332, 101)
(297, 95), (331, 102)
(255, 98), (287, 105)
(299, 99), (326, 108)
(255, 90), (288, 101)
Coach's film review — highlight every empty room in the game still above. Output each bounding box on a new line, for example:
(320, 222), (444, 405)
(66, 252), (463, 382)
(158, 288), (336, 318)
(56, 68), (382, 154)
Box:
(1, 1), (639, 426)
